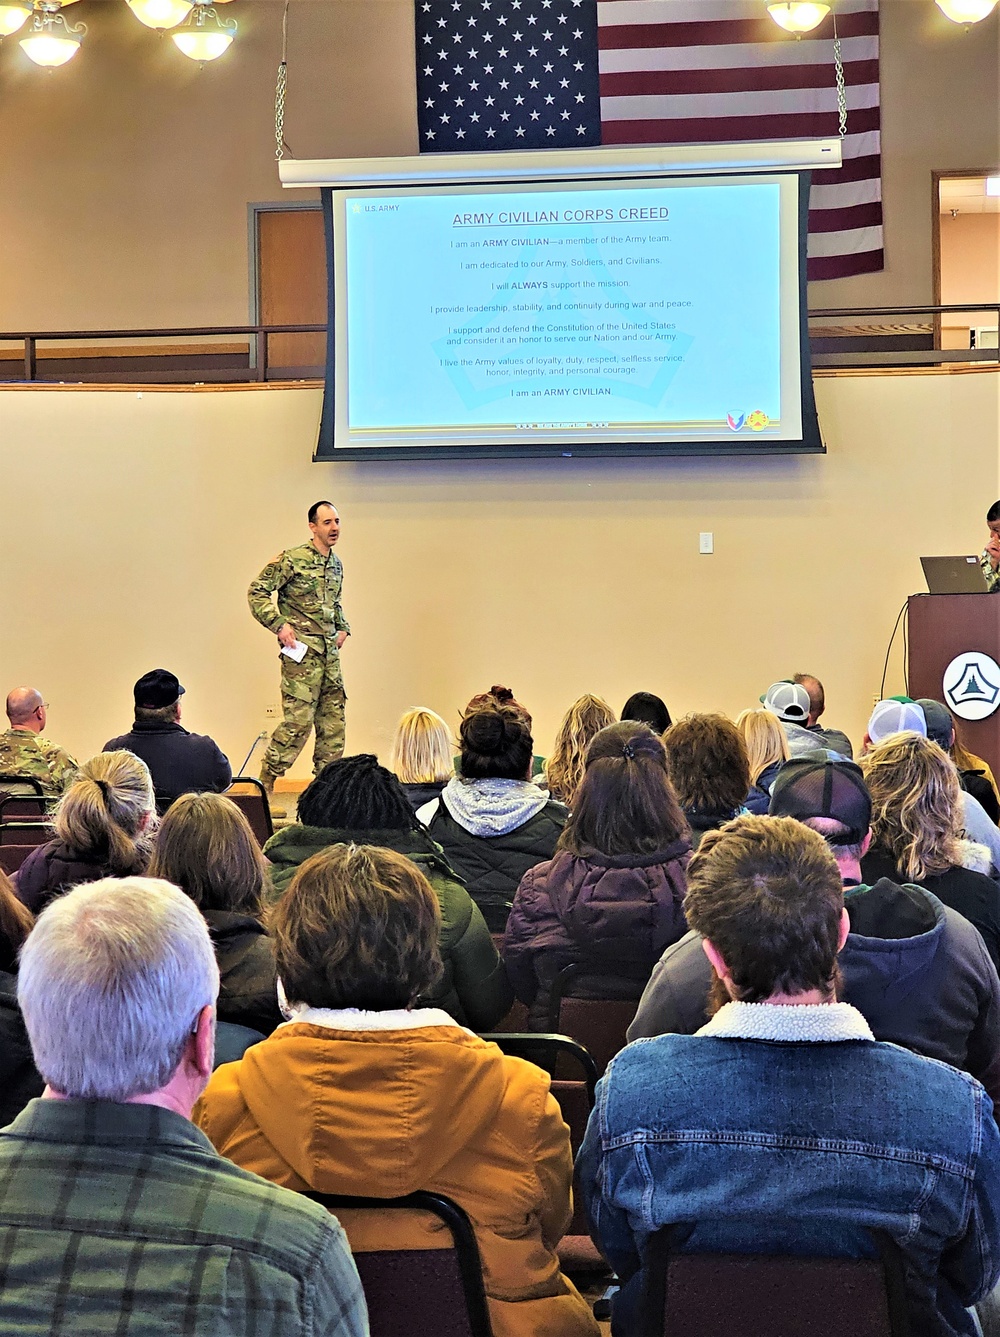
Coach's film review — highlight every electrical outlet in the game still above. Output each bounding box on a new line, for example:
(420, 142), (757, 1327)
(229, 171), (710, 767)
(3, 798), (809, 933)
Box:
(699, 532), (714, 555)
(265, 705), (278, 718)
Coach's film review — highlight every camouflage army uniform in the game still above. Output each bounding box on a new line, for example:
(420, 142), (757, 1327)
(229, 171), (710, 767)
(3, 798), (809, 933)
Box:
(981, 552), (1000, 592)
(248, 542), (351, 777)
(0, 728), (78, 798)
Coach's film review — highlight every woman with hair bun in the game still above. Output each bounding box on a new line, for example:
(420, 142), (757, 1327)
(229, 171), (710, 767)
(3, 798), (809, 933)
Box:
(15, 751), (156, 914)
(504, 722), (691, 1029)
(417, 702), (569, 930)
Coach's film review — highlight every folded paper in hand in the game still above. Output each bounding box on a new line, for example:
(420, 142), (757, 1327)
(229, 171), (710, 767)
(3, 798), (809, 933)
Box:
(281, 640), (308, 664)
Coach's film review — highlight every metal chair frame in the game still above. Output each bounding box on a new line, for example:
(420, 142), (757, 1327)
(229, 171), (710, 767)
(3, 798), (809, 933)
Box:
(0, 776), (44, 796)
(479, 1032), (598, 1104)
(303, 1189), (493, 1337)
(227, 776), (275, 842)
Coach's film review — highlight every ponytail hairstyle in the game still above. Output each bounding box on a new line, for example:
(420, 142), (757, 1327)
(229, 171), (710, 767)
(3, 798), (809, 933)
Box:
(558, 721), (689, 857)
(459, 705), (533, 782)
(54, 751), (156, 874)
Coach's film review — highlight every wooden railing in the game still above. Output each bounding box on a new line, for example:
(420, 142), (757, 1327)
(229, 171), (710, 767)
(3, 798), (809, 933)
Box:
(1, 306), (998, 385)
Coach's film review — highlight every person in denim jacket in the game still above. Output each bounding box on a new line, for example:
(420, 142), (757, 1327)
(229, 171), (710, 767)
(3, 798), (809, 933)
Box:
(579, 816), (1000, 1337)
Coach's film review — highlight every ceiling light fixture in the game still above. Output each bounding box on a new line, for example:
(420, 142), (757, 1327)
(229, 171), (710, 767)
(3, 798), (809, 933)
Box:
(125, 0), (193, 31)
(766, 2), (831, 34)
(19, 1), (86, 65)
(0, 1), (31, 36)
(171, 2), (235, 61)
(935, 0), (998, 23)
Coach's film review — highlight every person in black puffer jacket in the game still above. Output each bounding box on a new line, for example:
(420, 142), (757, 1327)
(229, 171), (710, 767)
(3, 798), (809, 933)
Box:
(15, 751), (156, 915)
(505, 722), (691, 1030)
(148, 792), (283, 1036)
(416, 701), (569, 931)
(265, 755), (513, 1030)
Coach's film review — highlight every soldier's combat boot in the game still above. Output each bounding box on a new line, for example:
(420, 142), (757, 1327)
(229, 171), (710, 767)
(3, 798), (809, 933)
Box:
(259, 767), (287, 819)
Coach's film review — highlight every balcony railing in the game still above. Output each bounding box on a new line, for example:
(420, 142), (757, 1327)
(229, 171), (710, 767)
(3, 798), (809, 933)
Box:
(0, 306), (998, 385)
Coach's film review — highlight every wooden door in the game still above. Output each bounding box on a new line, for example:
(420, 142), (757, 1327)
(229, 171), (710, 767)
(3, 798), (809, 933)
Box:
(257, 207), (326, 375)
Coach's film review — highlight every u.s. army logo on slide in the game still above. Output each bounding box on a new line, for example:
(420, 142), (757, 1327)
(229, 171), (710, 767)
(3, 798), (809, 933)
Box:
(943, 652), (1000, 720)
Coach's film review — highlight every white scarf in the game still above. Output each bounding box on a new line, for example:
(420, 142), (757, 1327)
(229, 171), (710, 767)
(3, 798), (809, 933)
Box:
(696, 1000), (874, 1043)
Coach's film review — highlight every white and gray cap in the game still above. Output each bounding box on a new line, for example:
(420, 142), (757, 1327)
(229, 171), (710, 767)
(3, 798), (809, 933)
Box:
(760, 681), (811, 725)
(867, 699), (927, 744)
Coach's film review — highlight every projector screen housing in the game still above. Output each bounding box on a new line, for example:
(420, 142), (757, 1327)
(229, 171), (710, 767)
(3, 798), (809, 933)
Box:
(313, 150), (827, 462)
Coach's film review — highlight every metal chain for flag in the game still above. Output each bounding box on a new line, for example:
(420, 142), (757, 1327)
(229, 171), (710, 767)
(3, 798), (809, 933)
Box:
(832, 11), (848, 139)
(274, 0), (291, 160)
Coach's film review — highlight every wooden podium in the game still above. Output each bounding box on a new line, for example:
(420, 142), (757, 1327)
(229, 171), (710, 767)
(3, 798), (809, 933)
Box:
(907, 594), (1000, 778)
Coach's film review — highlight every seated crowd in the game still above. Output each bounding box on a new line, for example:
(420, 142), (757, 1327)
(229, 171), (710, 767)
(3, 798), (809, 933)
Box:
(1, 674), (1000, 1334)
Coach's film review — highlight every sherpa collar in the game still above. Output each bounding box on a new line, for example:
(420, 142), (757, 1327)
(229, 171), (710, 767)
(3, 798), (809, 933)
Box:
(696, 1000), (874, 1043)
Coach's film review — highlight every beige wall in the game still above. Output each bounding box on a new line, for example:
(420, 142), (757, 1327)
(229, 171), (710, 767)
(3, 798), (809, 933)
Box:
(1, 372), (997, 779)
(0, 0), (998, 333)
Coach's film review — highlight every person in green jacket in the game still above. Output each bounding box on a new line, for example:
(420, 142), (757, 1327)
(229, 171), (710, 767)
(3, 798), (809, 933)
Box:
(263, 754), (513, 1032)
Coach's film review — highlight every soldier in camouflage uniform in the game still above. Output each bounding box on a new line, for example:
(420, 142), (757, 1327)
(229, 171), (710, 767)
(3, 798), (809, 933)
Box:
(248, 502), (351, 792)
(0, 688), (78, 798)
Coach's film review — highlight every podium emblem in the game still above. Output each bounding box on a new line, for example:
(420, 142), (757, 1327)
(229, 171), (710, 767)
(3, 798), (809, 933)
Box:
(943, 652), (1000, 720)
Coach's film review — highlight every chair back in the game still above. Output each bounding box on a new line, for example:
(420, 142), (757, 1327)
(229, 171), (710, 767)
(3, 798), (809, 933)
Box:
(0, 846), (33, 876)
(0, 794), (49, 822)
(549, 964), (640, 1075)
(643, 1226), (910, 1337)
(226, 777), (274, 845)
(0, 822), (52, 848)
(303, 1190), (493, 1337)
(213, 1021), (266, 1068)
(0, 776), (44, 798)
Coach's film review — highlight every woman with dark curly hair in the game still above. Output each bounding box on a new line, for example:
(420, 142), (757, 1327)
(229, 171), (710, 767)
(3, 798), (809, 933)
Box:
(505, 721), (691, 1028)
(417, 701), (569, 929)
(264, 753), (511, 1029)
(662, 714), (751, 848)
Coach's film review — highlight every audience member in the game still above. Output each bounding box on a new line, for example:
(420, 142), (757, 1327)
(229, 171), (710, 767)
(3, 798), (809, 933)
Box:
(951, 724), (1000, 814)
(505, 722), (690, 1029)
(148, 792), (283, 1036)
(735, 708), (789, 814)
(620, 691), (672, 736)
(0, 688), (77, 797)
(792, 672), (854, 757)
(628, 757), (1000, 1111)
(15, 751), (156, 914)
(540, 693), (616, 806)
(418, 704), (568, 928)
(4, 876), (367, 1335)
(917, 698), (1000, 869)
(0, 872), (41, 1125)
(103, 669), (232, 812)
(661, 713), (750, 847)
(462, 684), (545, 776)
(581, 816), (1000, 1337)
(759, 681), (821, 756)
(389, 706), (453, 811)
(861, 733), (1000, 969)
(862, 696), (927, 750)
(266, 754), (511, 1029)
(196, 844), (598, 1337)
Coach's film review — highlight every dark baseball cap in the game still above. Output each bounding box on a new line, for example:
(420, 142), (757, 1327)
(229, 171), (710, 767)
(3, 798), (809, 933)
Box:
(134, 669), (185, 709)
(768, 754), (872, 846)
(915, 699), (954, 750)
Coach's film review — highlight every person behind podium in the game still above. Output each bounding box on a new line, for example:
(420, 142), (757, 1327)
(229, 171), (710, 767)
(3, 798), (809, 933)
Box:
(980, 500), (1000, 591)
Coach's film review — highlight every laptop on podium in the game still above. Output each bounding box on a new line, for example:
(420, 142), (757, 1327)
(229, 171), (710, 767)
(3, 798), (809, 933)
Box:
(921, 555), (992, 595)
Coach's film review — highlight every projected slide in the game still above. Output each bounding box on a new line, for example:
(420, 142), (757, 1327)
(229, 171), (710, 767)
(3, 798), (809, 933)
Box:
(334, 175), (803, 450)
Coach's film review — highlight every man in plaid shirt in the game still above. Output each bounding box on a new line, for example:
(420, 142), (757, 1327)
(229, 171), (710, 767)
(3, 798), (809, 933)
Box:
(1, 875), (369, 1337)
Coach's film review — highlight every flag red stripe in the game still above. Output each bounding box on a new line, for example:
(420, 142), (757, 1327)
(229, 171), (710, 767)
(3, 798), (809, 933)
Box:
(599, 59), (879, 98)
(598, 9), (878, 53)
(807, 200), (883, 233)
(808, 247), (884, 281)
(821, 153), (882, 185)
(600, 106), (881, 143)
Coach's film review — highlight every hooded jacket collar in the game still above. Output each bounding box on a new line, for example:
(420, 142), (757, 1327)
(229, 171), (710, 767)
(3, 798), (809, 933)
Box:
(439, 776), (549, 837)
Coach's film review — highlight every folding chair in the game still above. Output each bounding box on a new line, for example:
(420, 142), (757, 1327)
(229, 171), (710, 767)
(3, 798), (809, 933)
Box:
(226, 777), (274, 845)
(0, 793), (49, 823)
(304, 1190), (493, 1337)
(0, 822), (51, 848)
(547, 963), (641, 1076)
(0, 846), (34, 876)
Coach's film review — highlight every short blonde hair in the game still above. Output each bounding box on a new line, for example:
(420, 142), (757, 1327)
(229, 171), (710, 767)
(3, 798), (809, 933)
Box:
(389, 708), (453, 786)
(736, 709), (790, 786)
(861, 733), (963, 880)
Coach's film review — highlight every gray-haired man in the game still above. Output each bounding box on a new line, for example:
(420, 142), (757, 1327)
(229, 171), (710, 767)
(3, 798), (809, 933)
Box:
(2, 877), (368, 1337)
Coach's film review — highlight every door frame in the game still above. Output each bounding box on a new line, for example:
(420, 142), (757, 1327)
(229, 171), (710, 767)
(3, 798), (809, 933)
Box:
(247, 199), (323, 325)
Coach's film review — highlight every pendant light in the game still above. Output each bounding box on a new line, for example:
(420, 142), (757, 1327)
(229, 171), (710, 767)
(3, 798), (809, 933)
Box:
(170, 2), (235, 61)
(125, 0), (193, 31)
(19, 1), (86, 65)
(0, 1), (31, 36)
(766, 2), (831, 34)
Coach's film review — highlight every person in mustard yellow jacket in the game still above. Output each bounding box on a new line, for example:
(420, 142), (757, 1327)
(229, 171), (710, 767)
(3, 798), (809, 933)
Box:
(195, 843), (599, 1337)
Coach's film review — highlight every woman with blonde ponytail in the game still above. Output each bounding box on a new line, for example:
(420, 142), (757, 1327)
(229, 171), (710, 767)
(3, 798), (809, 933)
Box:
(15, 752), (156, 914)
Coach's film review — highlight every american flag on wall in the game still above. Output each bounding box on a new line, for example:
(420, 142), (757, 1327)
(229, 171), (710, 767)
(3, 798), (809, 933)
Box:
(414, 0), (883, 282)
